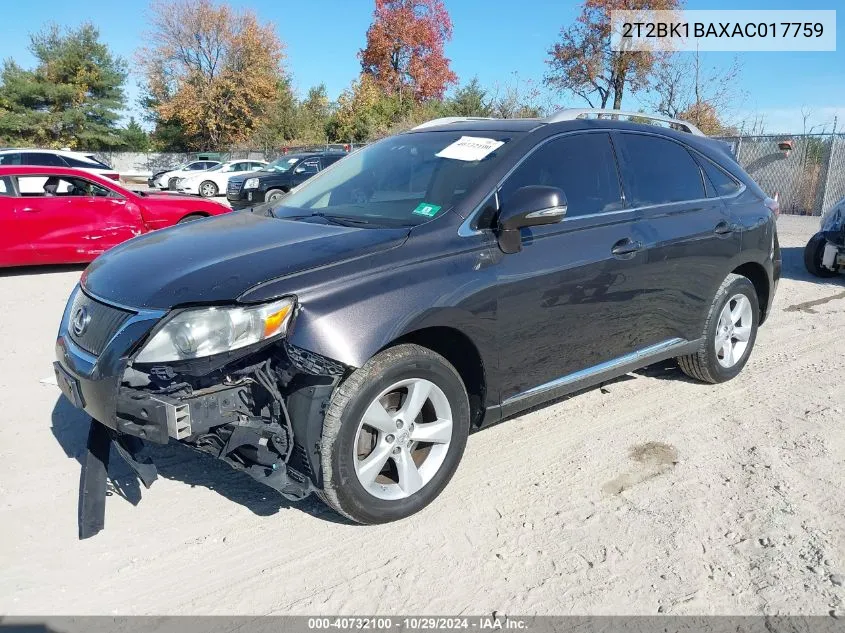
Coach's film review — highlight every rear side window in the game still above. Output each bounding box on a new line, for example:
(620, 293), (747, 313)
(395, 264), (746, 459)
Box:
(699, 156), (741, 197)
(616, 133), (705, 206)
(0, 153), (21, 166)
(81, 155), (112, 169)
(23, 152), (64, 166)
(499, 132), (624, 218)
(62, 154), (105, 169)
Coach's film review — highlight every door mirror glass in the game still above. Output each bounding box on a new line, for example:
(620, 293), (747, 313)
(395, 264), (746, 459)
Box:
(497, 186), (567, 254)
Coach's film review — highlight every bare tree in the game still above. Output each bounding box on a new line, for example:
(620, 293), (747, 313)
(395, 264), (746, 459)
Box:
(649, 50), (744, 134)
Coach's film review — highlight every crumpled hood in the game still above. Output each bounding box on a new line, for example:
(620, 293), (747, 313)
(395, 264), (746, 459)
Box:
(83, 211), (408, 310)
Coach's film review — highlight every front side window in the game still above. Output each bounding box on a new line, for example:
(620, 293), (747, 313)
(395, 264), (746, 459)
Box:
(0, 153), (21, 166)
(499, 133), (624, 218)
(295, 160), (320, 175)
(16, 175), (115, 198)
(274, 131), (522, 227)
(615, 133), (705, 207)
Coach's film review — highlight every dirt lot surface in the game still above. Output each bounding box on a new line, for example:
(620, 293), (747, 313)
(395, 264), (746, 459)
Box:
(2, 215), (844, 616)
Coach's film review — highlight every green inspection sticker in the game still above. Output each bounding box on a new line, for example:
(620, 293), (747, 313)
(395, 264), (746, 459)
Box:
(412, 202), (442, 217)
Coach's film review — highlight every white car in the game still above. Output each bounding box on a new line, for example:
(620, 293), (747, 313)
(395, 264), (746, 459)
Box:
(176, 160), (268, 198)
(0, 148), (119, 180)
(149, 160), (222, 190)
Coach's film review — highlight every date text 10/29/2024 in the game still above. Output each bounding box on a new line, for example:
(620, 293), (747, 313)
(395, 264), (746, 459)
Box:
(307, 617), (528, 631)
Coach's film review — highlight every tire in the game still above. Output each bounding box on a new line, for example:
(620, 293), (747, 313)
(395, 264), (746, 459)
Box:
(319, 344), (470, 524)
(177, 213), (205, 224)
(804, 232), (837, 277)
(266, 189), (285, 203)
(199, 181), (218, 198)
(676, 273), (759, 384)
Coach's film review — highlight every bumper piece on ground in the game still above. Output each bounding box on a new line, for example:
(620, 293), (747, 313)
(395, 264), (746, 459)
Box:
(78, 419), (159, 540)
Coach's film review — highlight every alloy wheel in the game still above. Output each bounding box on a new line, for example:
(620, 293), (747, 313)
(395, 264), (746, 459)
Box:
(353, 378), (453, 501)
(715, 294), (753, 368)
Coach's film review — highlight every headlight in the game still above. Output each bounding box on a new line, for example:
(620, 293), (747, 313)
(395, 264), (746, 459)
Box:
(135, 297), (295, 363)
(244, 178), (259, 189)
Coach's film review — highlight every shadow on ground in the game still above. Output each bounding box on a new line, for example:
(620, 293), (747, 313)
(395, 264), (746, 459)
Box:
(0, 263), (86, 278)
(50, 396), (350, 524)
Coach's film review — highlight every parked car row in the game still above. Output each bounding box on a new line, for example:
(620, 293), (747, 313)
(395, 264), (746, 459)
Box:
(148, 150), (349, 200)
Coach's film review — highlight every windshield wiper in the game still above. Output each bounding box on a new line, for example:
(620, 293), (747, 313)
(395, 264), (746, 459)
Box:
(275, 211), (372, 227)
(308, 213), (372, 227)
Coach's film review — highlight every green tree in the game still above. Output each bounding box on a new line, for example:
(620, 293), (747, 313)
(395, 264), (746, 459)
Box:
(448, 77), (493, 117)
(0, 23), (126, 149)
(120, 117), (150, 151)
(298, 84), (331, 142)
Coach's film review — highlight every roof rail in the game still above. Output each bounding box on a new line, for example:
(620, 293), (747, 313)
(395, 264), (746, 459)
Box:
(411, 116), (498, 130)
(543, 108), (706, 136)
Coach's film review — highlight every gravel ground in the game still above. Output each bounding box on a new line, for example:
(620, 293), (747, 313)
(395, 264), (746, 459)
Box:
(1, 214), (844, 616)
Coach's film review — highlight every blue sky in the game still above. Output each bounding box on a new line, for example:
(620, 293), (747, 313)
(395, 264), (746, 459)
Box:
(0, 0), (842, 133)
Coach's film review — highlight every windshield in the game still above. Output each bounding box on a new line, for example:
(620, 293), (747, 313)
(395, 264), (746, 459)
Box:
(272, 131), (520, 227)
(264, 157), (301, 173)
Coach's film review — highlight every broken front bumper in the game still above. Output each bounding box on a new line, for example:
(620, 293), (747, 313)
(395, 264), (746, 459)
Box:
(54, 285), (344, 538)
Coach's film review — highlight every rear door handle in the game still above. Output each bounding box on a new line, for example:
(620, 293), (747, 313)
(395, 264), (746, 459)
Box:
(611, 238), (644, 258)
(714, 221), (736, 236)
(20, 207), (38, 213)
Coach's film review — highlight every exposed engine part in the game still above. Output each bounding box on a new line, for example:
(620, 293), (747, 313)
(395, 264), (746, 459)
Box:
(117, 344), (348, 498)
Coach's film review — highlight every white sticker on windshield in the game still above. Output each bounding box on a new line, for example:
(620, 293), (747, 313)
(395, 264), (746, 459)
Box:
(436, 136), (504, 162)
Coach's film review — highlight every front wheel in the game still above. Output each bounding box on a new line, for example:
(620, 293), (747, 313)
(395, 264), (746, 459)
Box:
(266, 189), (286, 203)
(804, 232), (837, 277)
(199, 181), (218, 198)
(319, 344), (470, 524)
(677, 274), (759, 384)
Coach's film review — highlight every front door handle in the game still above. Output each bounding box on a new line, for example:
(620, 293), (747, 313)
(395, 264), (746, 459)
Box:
(611, 238), (644, 258)
(714, 221), (736, 236)
(20, 207), (39, 213)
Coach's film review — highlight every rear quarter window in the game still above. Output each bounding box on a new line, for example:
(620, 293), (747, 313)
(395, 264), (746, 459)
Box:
(699, 156), (742, 197)
(616, 133), (706, 206)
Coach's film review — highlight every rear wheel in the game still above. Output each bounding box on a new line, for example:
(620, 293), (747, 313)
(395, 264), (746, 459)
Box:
(319, 344), (470, 524)
(199, 181), (218, 198)
(177, 213), (205, 224)
(804, 232), (837, 277)
(677, 274), (759, 384)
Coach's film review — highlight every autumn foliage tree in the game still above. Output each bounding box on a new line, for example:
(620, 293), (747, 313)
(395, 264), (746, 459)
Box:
(545, 0), (679, 110)
(139, 0), (285, 150)
(359, 0), (458, 103)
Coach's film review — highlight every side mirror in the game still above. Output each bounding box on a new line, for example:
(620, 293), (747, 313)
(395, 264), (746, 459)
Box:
(294, 165), (306, 174)
(497, 185), (567, 254)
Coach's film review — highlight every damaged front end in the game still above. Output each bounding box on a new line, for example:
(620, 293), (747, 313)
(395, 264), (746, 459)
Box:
(55, 284), (348, 538)
(817, 198), (845, 273)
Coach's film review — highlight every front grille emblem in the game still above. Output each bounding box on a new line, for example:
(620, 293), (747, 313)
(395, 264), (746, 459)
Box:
(71, 306), (91, 337)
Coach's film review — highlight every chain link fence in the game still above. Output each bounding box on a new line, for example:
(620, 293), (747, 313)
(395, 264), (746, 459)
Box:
(717, 133), (845, 216)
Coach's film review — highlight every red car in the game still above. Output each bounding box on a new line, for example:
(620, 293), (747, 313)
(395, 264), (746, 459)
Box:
(0, 166), (230, 267)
